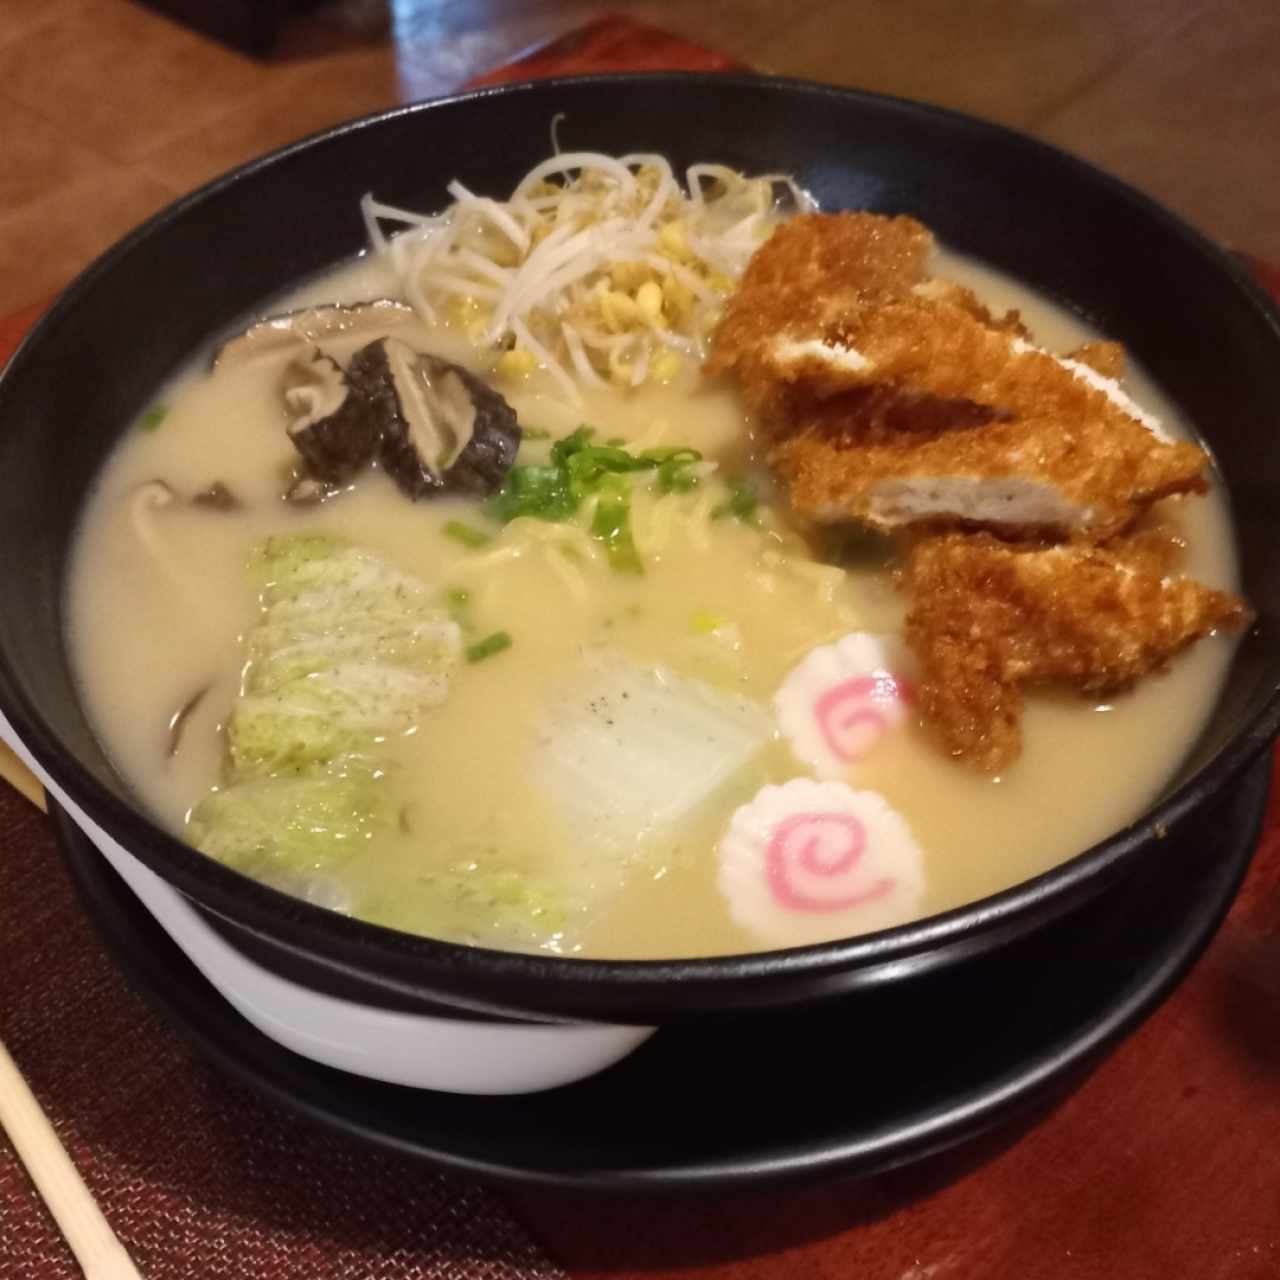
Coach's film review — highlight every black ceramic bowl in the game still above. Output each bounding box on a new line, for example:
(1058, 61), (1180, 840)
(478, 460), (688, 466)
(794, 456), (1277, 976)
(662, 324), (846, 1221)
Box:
(2, 75), (1279, 1028)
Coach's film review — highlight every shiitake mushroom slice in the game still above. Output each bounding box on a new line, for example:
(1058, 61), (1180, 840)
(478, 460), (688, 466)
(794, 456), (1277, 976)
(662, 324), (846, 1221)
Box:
(346, 337), (521, 499)
(213, 300), (415, 370)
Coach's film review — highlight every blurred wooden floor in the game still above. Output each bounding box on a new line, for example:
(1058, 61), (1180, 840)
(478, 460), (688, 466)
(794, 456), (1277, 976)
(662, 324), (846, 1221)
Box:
(2, 0), (1277, 313)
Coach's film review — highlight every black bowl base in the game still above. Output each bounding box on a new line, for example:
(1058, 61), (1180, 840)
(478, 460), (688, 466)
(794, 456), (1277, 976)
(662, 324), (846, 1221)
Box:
(49, 759), (1266, 1194)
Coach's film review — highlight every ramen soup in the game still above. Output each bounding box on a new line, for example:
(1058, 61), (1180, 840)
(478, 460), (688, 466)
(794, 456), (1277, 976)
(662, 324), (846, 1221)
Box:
(67, 158), (1242, 959)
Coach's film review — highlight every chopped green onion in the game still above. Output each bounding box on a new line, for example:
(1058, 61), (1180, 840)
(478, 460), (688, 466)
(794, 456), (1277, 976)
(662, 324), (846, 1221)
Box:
(466, 630), (512, 663)
(691, 611), (726, 635)
(712, 478), (760, 524)
(590, 474), (643, 574)
(490, 463), (576, 522)
(549, 425), (598, 465)
(490, 426), (702, 572)
(443, 520), (492, 549)
(521, 426), (553, 440)
(550, 429), (652, 504)
(641, 446), (703, 494)
(139, 405), (168, 432)
(442, 586), (474, 631)
(565, 450), (652, 502)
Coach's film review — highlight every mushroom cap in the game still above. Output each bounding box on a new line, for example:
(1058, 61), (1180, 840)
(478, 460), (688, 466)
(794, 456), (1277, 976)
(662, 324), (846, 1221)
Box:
(281, 347), (382, 489)
(213, 299), (415, 371)
(347, 337), (521, 500)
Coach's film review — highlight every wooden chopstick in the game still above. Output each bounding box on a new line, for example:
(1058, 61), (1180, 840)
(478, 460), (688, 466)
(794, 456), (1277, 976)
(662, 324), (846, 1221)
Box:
(0, 741), (45, 811)
(0, 1038), (142, 1278)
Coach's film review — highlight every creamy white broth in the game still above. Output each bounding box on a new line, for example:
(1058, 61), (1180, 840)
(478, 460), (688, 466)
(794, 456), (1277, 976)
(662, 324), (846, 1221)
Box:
(67, 250), (1240, 959)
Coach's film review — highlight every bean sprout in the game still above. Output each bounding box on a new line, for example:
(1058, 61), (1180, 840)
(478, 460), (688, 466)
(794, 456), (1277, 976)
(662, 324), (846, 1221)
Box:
(361, 150), (815, 404)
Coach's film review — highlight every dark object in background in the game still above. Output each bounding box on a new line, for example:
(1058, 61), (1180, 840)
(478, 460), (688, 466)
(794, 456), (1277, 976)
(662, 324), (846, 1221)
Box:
(138, 0), (324, 57)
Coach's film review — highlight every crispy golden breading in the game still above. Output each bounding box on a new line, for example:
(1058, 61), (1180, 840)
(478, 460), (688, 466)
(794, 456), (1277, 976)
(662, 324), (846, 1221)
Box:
(770, 401), (1208, 539)
(711, 212), (1243, 769)
(706, 210), (934, 410)
(903, 533), (1250, 771)
(764, 297), (1143, 425)
(763, 302), (1203, 538)
(1066, 340), (1126, 380)
(910, 279), (1030, 338)
(710, 213), (1207, 539)
(758, 293), (1204, 537)
(772, 383), (1004, 448)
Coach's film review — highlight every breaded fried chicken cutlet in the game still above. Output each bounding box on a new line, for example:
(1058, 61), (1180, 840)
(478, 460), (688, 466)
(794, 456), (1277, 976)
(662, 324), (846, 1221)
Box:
(903, 533), (1249, 772)
(770, 394), (1207, 541)
(706, 210), (935, 414)
(707, 210), (1249, 770)
(709, 213), (1208, 540)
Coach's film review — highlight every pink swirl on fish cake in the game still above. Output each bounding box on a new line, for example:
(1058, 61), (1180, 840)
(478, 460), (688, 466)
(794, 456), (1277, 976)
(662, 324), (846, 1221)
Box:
(774, 634), (917, 778)
(765, 811), (894, 912)
(717, 779), (925, 945)
(813, 672), (915, 765)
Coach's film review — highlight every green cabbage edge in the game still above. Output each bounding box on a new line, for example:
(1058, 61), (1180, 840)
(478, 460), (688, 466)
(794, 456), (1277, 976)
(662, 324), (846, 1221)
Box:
(186, 532), (566, 945)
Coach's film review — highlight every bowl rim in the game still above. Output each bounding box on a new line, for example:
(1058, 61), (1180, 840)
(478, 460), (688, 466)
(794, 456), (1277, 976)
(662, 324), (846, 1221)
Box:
(3, 71), (1279, 1010)
(44, 753), (1269, 1186)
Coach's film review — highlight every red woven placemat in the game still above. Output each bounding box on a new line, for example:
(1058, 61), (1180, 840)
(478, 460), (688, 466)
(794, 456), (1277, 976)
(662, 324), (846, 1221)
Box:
(0, 789), (563, 1278)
